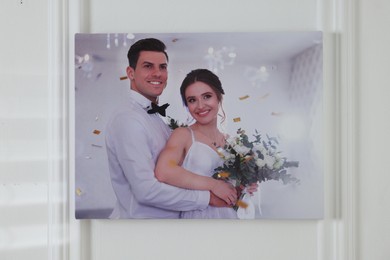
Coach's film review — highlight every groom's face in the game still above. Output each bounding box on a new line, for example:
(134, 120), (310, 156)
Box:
(127, 51), (168, 102)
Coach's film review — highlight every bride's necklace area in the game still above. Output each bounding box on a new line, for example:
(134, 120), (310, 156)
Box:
(195, 126), (220, 148)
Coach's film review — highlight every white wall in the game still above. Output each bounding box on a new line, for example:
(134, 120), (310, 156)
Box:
(0, 0), (49, 259)
(258, 44), (324, 219)
(1, 0), (390, 259)
(358, 0), (390, 258)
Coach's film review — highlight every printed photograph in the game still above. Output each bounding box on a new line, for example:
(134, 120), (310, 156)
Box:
(75, 32), (323, 219)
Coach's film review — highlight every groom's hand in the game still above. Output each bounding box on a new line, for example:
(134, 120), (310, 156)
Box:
(209, 192), (231, 207)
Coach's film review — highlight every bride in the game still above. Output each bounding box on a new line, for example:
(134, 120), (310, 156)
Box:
(155, 68), (241, 219)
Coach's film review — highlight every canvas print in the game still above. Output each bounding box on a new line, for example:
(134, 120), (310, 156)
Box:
(75, 32), (323, 219)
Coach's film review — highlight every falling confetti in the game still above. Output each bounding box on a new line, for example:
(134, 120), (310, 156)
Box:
(168, 160), (177, 167)
(76, 188), (83, 196)
(258, 93), (270, 100)
(120, 76), (128, 80)
(216, 150), (225, 158)
(93, 130), (101, 135)
(271, 112), (283, 116)
(239, 95), (250, 100)
(233, 117), (241, 122)
(217, 172), (230, 178)
(236, 200), (248, 209)
(85, 156), (92, 159)
(91, 144), (103, 148)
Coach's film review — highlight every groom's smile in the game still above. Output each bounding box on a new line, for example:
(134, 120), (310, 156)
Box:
(127, 50), (168, 102)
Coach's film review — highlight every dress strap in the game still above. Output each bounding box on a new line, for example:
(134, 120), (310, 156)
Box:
(187, 127), (195, 143)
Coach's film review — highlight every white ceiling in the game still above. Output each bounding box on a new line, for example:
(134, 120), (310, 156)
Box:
(75, 31), (322, 66)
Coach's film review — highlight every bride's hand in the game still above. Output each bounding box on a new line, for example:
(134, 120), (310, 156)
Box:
(211, 180), (237, 205)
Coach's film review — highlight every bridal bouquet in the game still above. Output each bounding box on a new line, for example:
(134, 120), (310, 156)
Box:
(213, 128), (299, 210)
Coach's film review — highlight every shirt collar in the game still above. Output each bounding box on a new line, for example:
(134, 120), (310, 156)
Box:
(129, 90), (153, 110)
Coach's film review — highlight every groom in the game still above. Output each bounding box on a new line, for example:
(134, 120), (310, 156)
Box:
(105, 38), (229, 218)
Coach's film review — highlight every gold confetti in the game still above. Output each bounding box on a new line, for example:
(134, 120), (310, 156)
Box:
(239, 95), (249, 100)
(258, 93), (270, 100)
(168, 160), (177, 167)
(120, 76), (128, 80)
(76, 188), (83, 196)
(271, 112), (283, 116)
(235, 200), (248, 209)
(233, 117), (241, 122)
(217, 150), (225, 158)
(93, 129), (101, 135)
(217, 172), (230, 178)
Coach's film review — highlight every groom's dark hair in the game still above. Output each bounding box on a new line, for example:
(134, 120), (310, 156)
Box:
(127, 38), (169, 69)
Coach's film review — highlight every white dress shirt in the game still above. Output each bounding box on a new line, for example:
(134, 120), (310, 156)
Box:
(105, 90), (210, 218)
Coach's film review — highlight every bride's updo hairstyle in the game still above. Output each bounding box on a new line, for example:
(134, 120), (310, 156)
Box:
(180, 69), (225, 106)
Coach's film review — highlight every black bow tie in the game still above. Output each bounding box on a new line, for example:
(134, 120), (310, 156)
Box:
(147, 102), (170, 117)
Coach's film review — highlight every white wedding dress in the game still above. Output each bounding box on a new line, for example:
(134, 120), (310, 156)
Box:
(180, 128), (238, 219)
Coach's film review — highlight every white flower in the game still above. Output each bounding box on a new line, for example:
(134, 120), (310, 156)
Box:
(255, 158), (266, 168)
(253, 142), (266, 153)
(233, 144), (251, 155)
(226, 136), (236, 145)
(273, 158), (284, 170)
(274, 152), (282, 160)
(264, 154), (276, 169)
(217, 147), (234, 160)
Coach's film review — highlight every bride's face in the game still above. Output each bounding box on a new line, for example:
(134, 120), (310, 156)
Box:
(184, 81), (220, 125)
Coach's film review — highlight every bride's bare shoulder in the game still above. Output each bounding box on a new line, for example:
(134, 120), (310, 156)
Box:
(170, 127), (192, 140)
